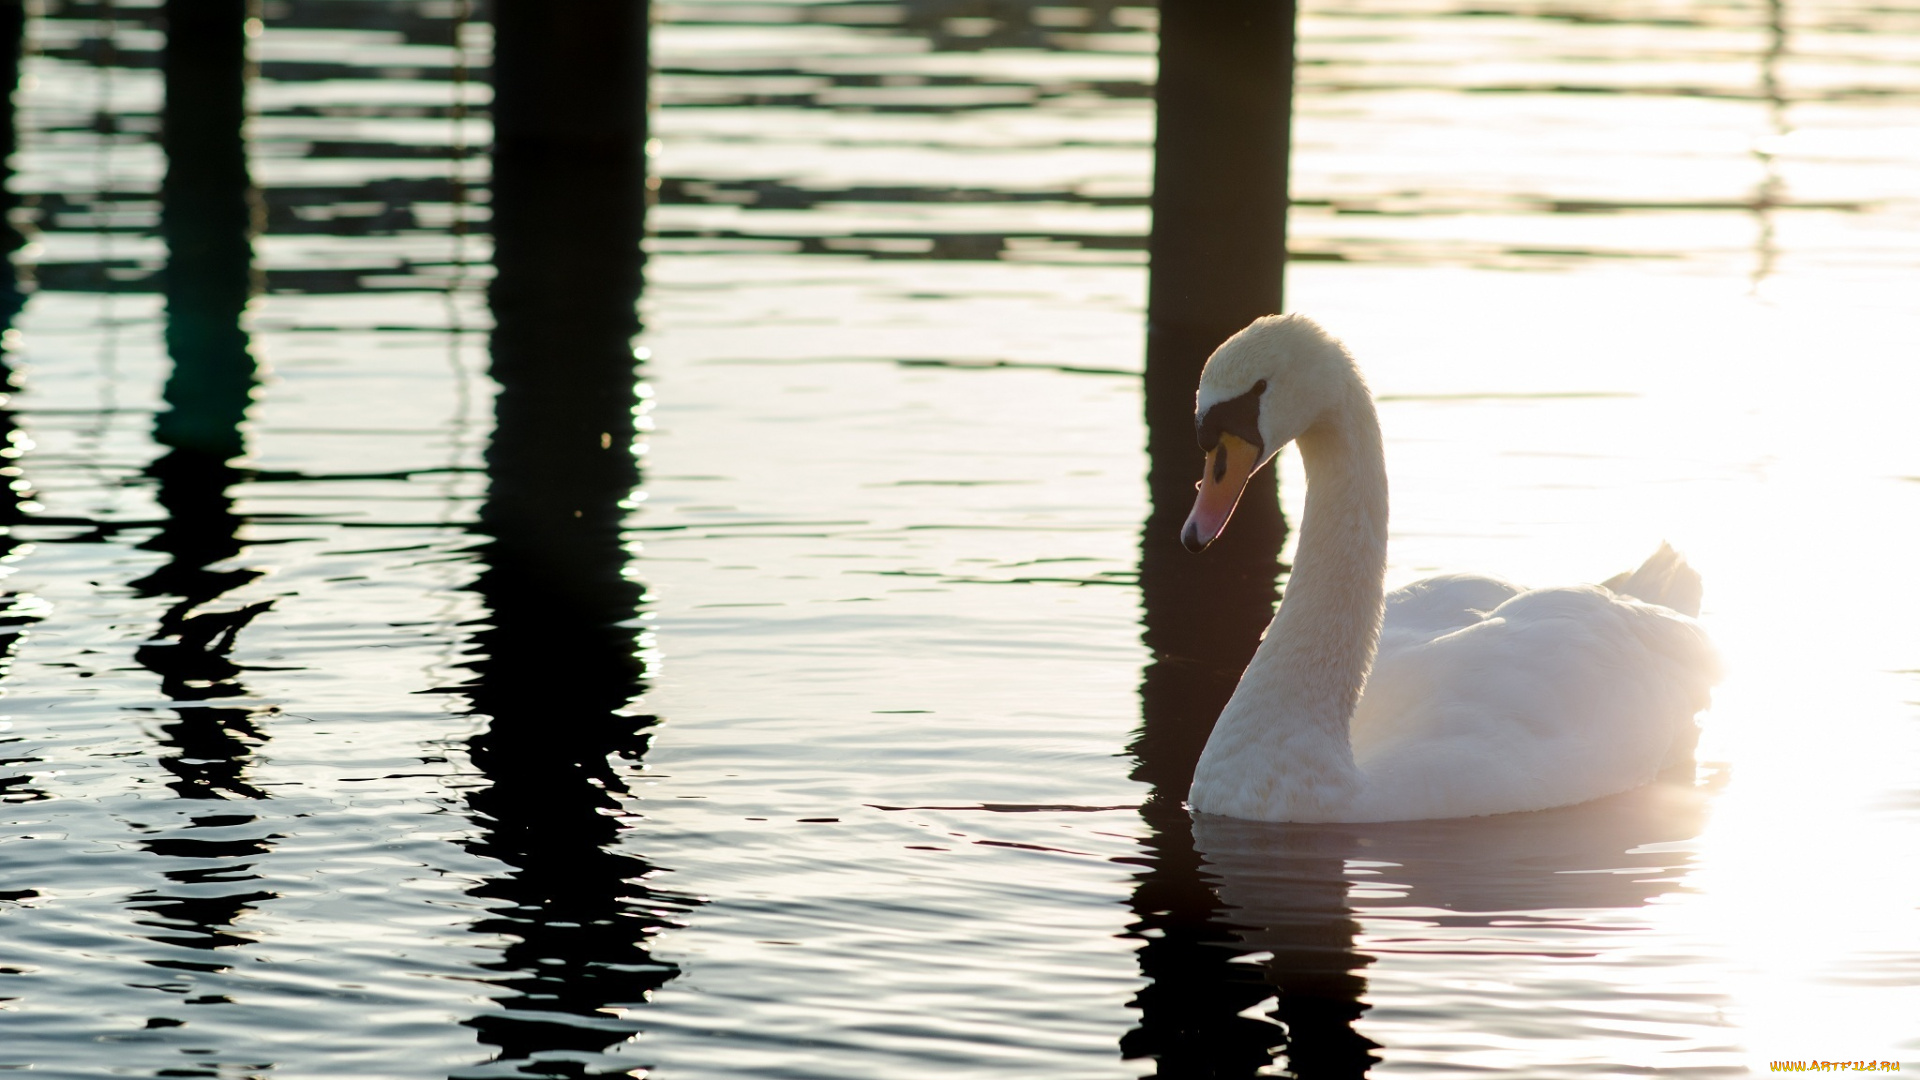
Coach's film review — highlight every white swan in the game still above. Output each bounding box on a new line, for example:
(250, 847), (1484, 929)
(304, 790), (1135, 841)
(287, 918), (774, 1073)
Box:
(1181, 314), (1720, 823)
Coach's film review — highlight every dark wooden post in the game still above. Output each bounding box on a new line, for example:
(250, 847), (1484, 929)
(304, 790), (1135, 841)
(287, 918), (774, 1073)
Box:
(1135, 0), (1296, 802)
(0, 0), (30, 528)
(156, 0), (257, 462)
(0, 0), (25, 325)
(132, 0), (272, 802)
(1125, 2), (1338, 1075)
(473, 0), (649, 833)
(1145, 0), (1294, 374)
(464, 0), (683, 1060)
(485, 0), (649, 554)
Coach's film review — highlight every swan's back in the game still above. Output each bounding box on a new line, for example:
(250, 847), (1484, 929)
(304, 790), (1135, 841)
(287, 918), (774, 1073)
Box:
(1348, 549), (1719, 822)
(1380, 572), (1522, 640)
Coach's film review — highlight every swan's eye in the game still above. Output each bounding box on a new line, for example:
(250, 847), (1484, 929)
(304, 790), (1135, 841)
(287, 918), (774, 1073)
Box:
(1194, 379), (1267, 457)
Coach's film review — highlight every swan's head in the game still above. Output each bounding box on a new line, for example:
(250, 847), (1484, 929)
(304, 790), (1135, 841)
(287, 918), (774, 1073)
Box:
(1183, 314), (1358, 552)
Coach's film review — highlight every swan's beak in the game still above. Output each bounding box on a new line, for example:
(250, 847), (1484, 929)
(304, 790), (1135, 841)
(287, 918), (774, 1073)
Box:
(1182, 433), (1259, 552)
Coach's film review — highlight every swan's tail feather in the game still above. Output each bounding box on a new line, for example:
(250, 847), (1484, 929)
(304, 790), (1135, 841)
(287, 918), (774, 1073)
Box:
(1602, 542), (1703, 617)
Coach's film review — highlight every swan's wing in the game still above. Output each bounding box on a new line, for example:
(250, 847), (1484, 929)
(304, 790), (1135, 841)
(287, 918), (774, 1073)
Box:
(1352, 585), (1719, 820)
(1381, 573), (1523, 642)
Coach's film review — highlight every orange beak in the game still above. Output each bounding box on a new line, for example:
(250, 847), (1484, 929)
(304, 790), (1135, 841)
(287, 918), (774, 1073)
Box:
(1182, 433), (1260, 552)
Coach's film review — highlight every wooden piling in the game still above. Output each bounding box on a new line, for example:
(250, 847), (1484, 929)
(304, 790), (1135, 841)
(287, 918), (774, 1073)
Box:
(1135, 0), (1296, 803)
(156, 0), (257, 462)
(465, 2), (681, 1061)
(1127, 3), (1313, 1073)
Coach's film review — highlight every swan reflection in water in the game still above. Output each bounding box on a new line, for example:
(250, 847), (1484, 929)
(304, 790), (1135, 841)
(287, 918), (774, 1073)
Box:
(1149, 780), (1712, 1077)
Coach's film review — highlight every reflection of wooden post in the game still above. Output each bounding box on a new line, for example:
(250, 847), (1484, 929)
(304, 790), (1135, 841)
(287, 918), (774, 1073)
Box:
(1127, 3), (1303, 1075)
(157, 0), (257, 461)
(1192, 818), (1380, 1077)
(466, 2), (681, 1062)
(0, 0), (41, 807)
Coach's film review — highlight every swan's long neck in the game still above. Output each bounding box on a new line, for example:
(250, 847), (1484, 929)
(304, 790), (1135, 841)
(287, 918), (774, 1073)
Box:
(1189, 376), (1389, 822)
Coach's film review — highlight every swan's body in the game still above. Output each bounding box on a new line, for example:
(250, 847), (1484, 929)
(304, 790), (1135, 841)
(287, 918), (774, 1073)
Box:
(1180, 315), (1719, 823)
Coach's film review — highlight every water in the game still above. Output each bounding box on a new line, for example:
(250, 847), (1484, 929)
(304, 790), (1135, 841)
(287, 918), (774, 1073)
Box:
(2, 0), (1918, 1076)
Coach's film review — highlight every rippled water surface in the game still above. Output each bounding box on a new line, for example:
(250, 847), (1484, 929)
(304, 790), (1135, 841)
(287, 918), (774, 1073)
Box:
(2, 0), (1918, 1076)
